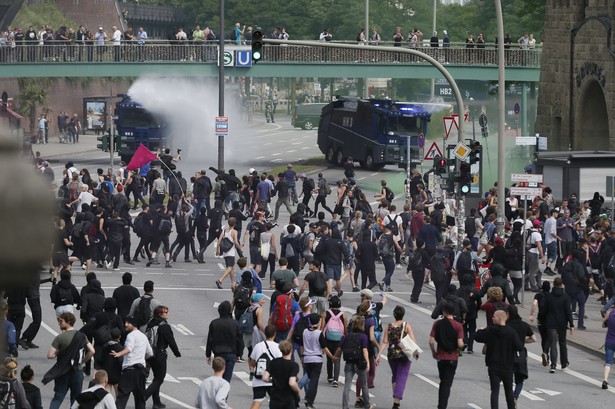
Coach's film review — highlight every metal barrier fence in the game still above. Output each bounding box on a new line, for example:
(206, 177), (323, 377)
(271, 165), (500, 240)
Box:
(0, 42), (542, 67)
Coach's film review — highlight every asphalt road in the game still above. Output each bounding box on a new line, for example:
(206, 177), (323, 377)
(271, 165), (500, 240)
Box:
(25, 116), (615, 408)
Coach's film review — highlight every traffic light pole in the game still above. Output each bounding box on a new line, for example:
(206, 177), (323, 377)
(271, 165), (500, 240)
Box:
(217, 0), (225, 171)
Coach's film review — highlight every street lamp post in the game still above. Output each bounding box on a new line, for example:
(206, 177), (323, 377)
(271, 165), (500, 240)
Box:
(495, 0), (506, 234)
(218, 0), (225, 171)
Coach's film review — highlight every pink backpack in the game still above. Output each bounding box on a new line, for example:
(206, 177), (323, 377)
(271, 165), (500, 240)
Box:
(325, 310), (344, 341)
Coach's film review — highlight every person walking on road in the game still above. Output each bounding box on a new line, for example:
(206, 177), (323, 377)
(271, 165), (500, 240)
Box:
(544, 276), (574, 373)
(377, 305), (419, 409)
(205, 301), (243, 383)
(429, 301), (464, 409)
(144, 305), (181, 409)
(601, 307), (615, 389)
(506, 305), (536, 400)
(112, 316), (153, 409)
(529, 281), (552, 367)
(475, 310), (524, 409)
(195, 357), (233, 409)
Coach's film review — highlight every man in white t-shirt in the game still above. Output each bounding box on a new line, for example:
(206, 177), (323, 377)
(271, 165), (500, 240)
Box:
(527, 219), (545, 291)
(112, 25), (122, 61)
(249, 325), (282, 409)
(542, 209), (559, 275)
(70, 185), (97, 212)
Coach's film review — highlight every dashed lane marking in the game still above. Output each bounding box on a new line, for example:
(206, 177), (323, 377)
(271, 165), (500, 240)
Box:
(414, 373), (439, 388)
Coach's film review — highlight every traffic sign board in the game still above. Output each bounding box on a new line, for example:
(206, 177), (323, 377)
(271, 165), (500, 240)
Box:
(443, 117), (455, 139)
(453, 142), (470, 160)
(417, 133), (425, 148)
(510, 186), (542, 197)
(424, 141), (443, 160)
(515, 136), (536, 146)
(511, 173), (543, 183)
(215, 116), (229, 136)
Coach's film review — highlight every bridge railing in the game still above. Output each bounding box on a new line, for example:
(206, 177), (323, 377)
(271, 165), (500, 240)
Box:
(0, 41), (541, 67)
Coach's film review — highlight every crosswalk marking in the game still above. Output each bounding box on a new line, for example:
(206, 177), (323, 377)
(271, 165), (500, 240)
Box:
(414, 373), (439, 388)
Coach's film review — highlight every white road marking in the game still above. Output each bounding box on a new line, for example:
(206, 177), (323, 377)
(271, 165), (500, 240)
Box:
(520, 390), (544, 401)
(271, 152), (282, 156)
(264, 142), (272, 146)
(370, 173), (380, 176)
(145, 272), (163, 275)
(171, 273), (189, 276)
(158, 392), (195, 409)
(234, 370), (253, 387)
(291, 141), (304, 145)
(272, 158), (283, 162)
(177, 376), (202, 386)
(255, 156), (265, 159)
(301, 146), (311, 150)
(176, 324), (195, 335)
(163, 373), (180, 383)
(287, 150), (297, 153)
(337, 375), (375, 397)
(357, 177), (366, 181)
(217, 263), (225, 270)
(468, 404), (483, 409)
(26, 309), (58, 336)
(213, 302), (220, 308)
(531, 388), (562, 396)
(414, 373), (439, 388)
(172, 324), (189, 336)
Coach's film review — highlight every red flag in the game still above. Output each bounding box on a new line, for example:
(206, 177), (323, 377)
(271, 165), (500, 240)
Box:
(126, 144), (158, 170)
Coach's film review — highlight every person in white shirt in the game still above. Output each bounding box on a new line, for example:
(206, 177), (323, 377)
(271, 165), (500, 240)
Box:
(248, 325), (282, 409)
(195, 357), (232, 409)
(69, 184), (97, 213)
(112, 26), (122, 61)
(71, 370), (117, 409)
(111, 316), (153, 409)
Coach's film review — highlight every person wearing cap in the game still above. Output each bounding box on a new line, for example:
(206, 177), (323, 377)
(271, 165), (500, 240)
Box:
(377, 222), (403, 292)
(527, 219), (545, 292)
(112, 314), (153, 409)
(248, 324), (281, 409)
(300, 313), (335, 409)
(43, 312), (95, 409)
(205, 301), (243, 383)
(287, 296), (317, 351)
(144, 305), (181, 409)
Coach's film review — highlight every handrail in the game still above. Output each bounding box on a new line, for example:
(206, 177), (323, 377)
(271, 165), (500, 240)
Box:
(0, 42), (542, 68)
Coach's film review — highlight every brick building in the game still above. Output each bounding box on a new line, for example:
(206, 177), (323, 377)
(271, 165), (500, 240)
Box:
(535, 0), (614, 151)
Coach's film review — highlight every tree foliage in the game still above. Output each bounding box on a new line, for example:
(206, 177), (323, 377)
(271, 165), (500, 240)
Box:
(13, 1), (77, 30)
(128, 0), (545, 43)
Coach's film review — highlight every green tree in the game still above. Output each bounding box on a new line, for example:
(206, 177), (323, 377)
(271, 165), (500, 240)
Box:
(13, 1), (77, 30)
(16, 79), (51, 137)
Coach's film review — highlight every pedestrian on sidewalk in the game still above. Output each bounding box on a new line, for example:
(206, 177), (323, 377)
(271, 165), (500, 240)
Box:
(544, 277), (574, 373)
(601, 307), (615, 389)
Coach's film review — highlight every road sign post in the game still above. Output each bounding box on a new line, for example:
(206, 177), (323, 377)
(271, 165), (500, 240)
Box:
(424, 141), (443, 161)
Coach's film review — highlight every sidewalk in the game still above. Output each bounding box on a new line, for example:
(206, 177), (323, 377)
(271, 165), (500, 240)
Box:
(33, 132), (99, 161)
(516, 278), (606, 359)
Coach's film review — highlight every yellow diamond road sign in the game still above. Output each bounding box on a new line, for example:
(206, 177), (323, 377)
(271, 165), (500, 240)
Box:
(453, 142), (470, 160)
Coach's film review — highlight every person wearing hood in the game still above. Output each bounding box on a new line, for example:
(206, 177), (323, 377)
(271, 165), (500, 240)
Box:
(544, 276), (574, 373)
(209, 166), (242, 211)
(205, 300), (243, 383)
(479, 262), (514, 304)
(81, 297), (124, 375)
(144, 305), (181, 409)
(561, 249), (589, 330)
(432, 284), (467, 323)
(315, 223), (350, 297)
(79, 278), (105, 324)
(506, 305), (536, 400)
(474, 310), (524, 409)
(50, 269), (81, 317)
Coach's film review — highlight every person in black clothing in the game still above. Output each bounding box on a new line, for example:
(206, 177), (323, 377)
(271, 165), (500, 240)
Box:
(20, 275), (49, 350)
(544, 277), (574, 373)
(431, 284), (467, 323)
(357, 227), (378, 289)
(171, 198), (195, 263)
(529, 281), (551, 367)
(274, 172), (293, 223)
(21, 364), (42, 409)
(193, 169), (213, 214)
(299, 174), (316, 217)
(561, 249), (589, 330)
(205, 200), (225, 249)
(506, 305), (536, 400)
(409, 238), (430, 303)
(148, 206), (173, 268)
(205, 300), (242, 383)
(457, 273), (481, 353)
(479, 263), (514, 304)
(82, 298), (124, 369)
(209, 166), (242, 211)
(104, 210), (129, 270)
(589, 191), (605, 219)
(144, 305), (181, 409)
(229, 201), (248, 258)
(195, 207), (209, 263)
(6, 288), (27, 349)
(133, 205), (153, 262)
(101, 328), (124, 393)
(168, 171), (187, 199)
(80, 279), (105, 324)
(112, 272), (141, 320)
(50, 269), (81, 316)
(475, 310), (524, 409)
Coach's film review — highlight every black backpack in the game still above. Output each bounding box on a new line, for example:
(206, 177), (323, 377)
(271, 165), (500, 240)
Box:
(133, 212), (146, 237)
(311, 271), (328, 296)
(385, 214), (400, 236)
(342, 332), (364, 363)
(57, 285), (73, 305)
(456, 251), (473, 273)
(291, 314), (311, 346)
(158, 218), (172, 235)
(464, 216), (476, 237)
(233, 283), (254, 311)
(378, 234), (394, 258)
(133, 296), (153, 327)
(430, 251), (449, 283)
(94, 320), (112, 345)
(74, 386), (108, 409)
(175, 213), (187, 234)
(384, 187), (395, 203)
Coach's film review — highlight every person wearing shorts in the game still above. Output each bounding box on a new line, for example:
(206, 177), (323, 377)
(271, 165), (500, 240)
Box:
(249, 325), (282, 409)
(602, 308), (615, 389)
